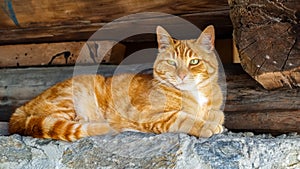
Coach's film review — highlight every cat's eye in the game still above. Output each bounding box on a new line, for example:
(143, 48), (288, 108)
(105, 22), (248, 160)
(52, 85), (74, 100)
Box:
(167, 60), (176, 66)
(189, 59), (200, 65)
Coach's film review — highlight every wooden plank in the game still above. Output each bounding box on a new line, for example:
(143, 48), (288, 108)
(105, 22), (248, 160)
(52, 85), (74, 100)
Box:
(229, 0), (300, 89)
(1, 64), (300, 134)
(0, 12), (233, 45)
(225, 110), (300, 134)
(1, 0), (229, 28)
(0, 41), (125, 67)
(225, 65), (300, 112)
(0, 0), (232, 45)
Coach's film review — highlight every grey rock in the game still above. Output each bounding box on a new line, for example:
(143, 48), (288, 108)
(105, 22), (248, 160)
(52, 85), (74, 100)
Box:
(0, 132), (300, 169)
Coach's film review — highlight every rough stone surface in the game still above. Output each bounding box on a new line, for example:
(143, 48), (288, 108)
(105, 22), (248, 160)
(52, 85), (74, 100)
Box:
(0, 131), (300, 169)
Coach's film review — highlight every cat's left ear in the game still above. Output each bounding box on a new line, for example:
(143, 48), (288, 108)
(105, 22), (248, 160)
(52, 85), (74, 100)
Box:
(156, 26), (174, 52)
(196, 25), (215, 52)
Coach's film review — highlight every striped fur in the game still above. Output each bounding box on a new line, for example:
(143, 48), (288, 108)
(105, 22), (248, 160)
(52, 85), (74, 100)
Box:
(9, 25), (224, 141)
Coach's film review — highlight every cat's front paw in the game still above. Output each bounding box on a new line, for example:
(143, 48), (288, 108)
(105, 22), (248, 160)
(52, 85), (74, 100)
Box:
(199, 122), (223, 138)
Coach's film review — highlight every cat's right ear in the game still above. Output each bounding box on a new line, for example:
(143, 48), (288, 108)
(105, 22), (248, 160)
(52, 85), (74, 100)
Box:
(156, 26), (173, 52)
(196, 25), (215, 52)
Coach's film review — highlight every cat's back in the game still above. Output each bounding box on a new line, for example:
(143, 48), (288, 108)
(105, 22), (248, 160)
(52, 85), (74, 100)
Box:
(106, 73), (153, 95)
(25, 73), (153, 105)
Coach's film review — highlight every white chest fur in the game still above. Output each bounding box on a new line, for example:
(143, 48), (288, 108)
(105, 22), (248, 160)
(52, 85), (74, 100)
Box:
(190, 90), (208, 106)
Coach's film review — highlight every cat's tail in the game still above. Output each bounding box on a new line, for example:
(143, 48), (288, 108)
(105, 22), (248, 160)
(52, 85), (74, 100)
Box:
(9, 107), (115, 141)
(9, 107), (28, 136)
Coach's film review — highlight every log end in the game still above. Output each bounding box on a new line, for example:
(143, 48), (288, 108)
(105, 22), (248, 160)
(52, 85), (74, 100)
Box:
(254, 68), (300, 89)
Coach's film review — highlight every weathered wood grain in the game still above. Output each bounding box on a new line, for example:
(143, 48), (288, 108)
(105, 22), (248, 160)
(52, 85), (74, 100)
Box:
(0, 13), (233, 44)
(224, 64), (300, 133)
(225, 110), (300, 134)
(0, 38), (233, 68)
(1, 64), (299, 134)
(0, 0), (232, 44)
(229, 0), (300, 89)
(225, 65), (300, 112)
(0, 0), (229, 28)
(0, 41), (125, 67)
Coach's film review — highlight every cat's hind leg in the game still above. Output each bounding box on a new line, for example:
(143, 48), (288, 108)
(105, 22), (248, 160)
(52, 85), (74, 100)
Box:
(9, 108), (116, 141)
(41, 115), (116, 141)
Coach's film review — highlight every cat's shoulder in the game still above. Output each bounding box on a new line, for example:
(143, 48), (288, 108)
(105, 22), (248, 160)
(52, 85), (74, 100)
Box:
(110, 73), (153, 80)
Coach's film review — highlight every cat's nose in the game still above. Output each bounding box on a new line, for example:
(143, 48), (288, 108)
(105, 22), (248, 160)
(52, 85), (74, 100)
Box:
(178, 73), (187, 80)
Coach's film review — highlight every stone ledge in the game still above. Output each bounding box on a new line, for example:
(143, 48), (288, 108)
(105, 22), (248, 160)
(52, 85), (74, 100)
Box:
(0, 132), (300, 169)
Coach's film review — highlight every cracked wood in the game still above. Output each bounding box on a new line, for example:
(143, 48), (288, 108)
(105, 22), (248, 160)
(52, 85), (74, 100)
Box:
(0, 41), (125, 67)
(229, 0), (300, 89)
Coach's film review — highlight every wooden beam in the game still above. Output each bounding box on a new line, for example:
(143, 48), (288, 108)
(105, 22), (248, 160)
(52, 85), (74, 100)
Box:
(0, 0), (232, 45)
(225, 65), (300, 112)
(0, 38), (232, 68)
(0, 13), (233, 45)
(229, 0), (300, 89)
(0, 64), (299, 134)
(0, 0), (229, 28)
(0, 41), (125, 67)
(225, 110), (300, 134)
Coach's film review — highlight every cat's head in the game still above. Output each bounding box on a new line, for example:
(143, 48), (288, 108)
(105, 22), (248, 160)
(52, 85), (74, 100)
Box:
(153, 25), (219, 90)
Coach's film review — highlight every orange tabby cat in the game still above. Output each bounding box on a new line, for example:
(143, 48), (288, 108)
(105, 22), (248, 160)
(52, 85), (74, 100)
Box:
(9, 25), (224, 141)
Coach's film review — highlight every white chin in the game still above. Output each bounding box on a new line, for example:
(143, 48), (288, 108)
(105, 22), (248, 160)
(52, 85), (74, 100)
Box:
(175, 83), (195, 91)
